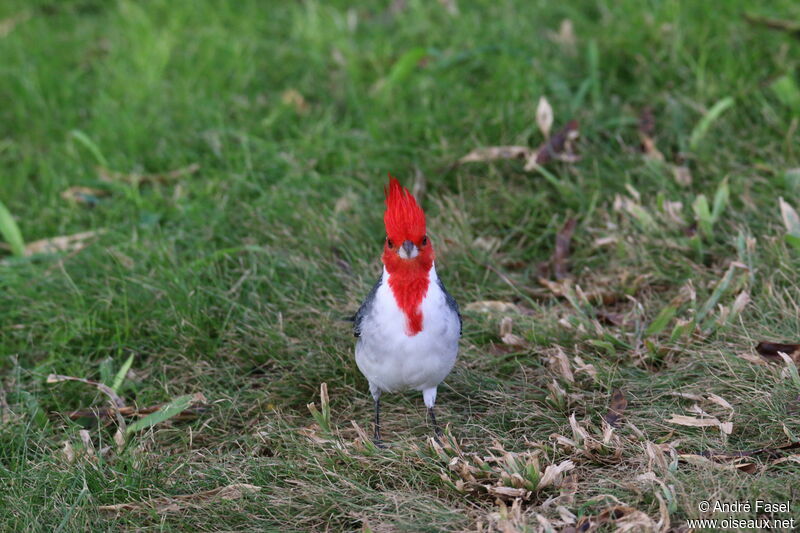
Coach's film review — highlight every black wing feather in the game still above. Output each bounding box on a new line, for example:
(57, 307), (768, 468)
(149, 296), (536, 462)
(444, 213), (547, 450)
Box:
(353, 275), (382, 337)
(437, 278), (462, 337)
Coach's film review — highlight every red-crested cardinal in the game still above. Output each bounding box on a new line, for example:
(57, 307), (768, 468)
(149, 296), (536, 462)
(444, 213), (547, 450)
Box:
(353, 175), (461, 444)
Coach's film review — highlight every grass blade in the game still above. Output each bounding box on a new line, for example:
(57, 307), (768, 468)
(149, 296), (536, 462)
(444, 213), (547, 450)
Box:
(69, 130), (108, 167)
(646, 305), (678, 336)
(111, 353), (135, 393)
(711, 178), (729, 222)
(689, 97), (734, 150)
(126, 394), (194, 434)
(375, 47), (429, 96)
(0, 199), (25, 256)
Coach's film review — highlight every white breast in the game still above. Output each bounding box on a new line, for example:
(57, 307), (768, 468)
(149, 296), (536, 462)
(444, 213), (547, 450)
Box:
(355, 265), (460, 393)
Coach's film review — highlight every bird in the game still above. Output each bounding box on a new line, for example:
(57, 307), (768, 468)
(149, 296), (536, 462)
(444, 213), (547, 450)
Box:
(353, 175), (461, 445)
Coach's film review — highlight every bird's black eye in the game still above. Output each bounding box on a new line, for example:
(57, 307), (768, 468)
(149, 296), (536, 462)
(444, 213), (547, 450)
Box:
(421, 236), (428, 246)
(387, 239), (394, 248)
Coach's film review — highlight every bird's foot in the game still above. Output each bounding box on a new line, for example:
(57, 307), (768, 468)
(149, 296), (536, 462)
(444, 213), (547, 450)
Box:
(372, 437), (387, 449)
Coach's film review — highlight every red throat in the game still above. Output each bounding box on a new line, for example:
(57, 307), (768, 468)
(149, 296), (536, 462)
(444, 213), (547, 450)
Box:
(382, 174), (434, 336)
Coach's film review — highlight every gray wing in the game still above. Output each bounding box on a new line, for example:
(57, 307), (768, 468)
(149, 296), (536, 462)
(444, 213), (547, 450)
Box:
(353, 275), (382, 337)
(437, 278), (462, 337)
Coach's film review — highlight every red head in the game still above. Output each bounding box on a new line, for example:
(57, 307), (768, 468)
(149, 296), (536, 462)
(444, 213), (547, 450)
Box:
(382, 175), (434, 275)
(382, 174), (434, 335)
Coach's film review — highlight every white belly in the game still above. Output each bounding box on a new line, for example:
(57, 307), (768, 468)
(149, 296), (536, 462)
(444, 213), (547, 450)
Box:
(355, 267), (460, 393)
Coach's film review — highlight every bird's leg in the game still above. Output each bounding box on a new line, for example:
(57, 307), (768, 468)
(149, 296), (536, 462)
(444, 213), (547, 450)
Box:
(423, 387), (444, 443)
(427, 406), (444, 441)
(373, 397), (385, 447)
(369, 384), (385, 448)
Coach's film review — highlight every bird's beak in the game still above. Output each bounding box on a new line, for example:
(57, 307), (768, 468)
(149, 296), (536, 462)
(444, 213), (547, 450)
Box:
(398, 240), (419, 259)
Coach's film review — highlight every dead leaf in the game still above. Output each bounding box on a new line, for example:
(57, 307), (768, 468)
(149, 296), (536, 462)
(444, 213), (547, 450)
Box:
(0, 11), (30, 38)
(65, 396), (208, 421)
(114, 428), (125, 449)
(459, 146), (531, 164)
(486, 485), (530, 500)
(62, 441), (75, 463)
(47, 373), (125, 408)
(679, 454), (756, 473)
(525, 119), (580, 168)
(572, 355), (597, 379)
(79, 429), (95, 458)
(472, 236), (499, 252)
(743, 13), (800, 39)
(672, 165), (692, 186)
(281, 89), (309, 113)
(756, 341), (800, 363)
(666, 414), (731, 434)
(574, 504), (659, 532)
(499, 317), (527, 347)
(603, 389), (628, 428)
(536, 97), (554, 139)
(706, 393), (733, 412)
(61, 186), (110, 206)
(464, 301), (519, 313)
(638, 107), (664, 161)
(98, 483), (261, 513)
(771, 454), (800, 466)
(97, 163), (200, 187)
(548, 19), (577, 54)
(412, 167), (426, 204)
(553, 217), (577, 280)
(645, 441), (669, 473)
(24, 230), (101, 257)
(538, 459), (575, 489)
(558, 474), (577, 505)
(549, 347), (574, 383)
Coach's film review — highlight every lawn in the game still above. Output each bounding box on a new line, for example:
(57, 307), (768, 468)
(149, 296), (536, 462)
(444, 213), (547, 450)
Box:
(2, 0), (800, 531)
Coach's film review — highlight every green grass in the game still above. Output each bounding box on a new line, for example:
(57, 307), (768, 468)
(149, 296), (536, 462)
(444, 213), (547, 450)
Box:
(2, 0), (800, 530)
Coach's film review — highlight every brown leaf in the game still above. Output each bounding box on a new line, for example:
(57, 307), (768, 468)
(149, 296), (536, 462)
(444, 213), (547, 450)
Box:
(98, 483), (261, 513)
(603, 389), (628, 428)
(538, 459), (575, 489)
(281, 89), (309, 113)
(97, 163), (200, 187)
(62, 441), (75, 463)
(755, 341), (800, 363)
(64, 399), (208, 421)
(678, 454), (757, 473)
(47, 374), (125, 408)
(553, 217), (577, 280)
(550, 347), (574, 383)
(558, 474), (578, 505)
(486, 485), (531, 500)
(61, 186), (110, 206)
(526, 119), (580, 167)
(548, 19), (577, 54)
(464, 301), (520, 313)
(597, 310), (625, 327)
(412, 167), (426, 205)
(639, 107), (655, 137)
(638, 107), (664, 162)
(458, 146), (531, 164)
(743, 13), (800, 38)
(672, 165), (692, 186)
(771, 454), (800, 466)
(536, 96), (554, 139)
(24, 230), (101, 257)
(499, 317), (527, 347)
(0, 11), (30, 38)
(666, 414), (731, 435)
